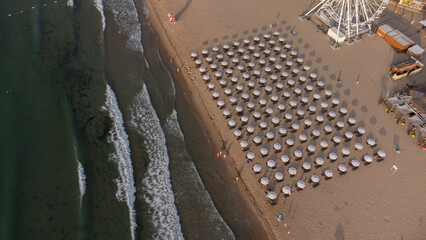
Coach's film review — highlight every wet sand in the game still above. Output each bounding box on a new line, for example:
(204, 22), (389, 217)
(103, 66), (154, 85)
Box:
(145, 0), (426, 239)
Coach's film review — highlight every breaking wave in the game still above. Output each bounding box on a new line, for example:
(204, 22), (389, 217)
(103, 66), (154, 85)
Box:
(77, 160), (86, 206)
(94, 0), (106, 31)
(67, 0), (74, 7)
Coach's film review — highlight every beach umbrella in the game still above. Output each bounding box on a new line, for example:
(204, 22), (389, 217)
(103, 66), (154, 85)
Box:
(304, 119), (312, 127)
(206, 57), (213, 64)
(299, 134), (307, 142)
(315, 157), (324, 166)
(367, 138), (376, 146)
(333, 136), (341, 144)
(272, 117), (280, 125)
(273, 143), (282, 151)
(290, 50), (298, 57)
(254, 52), (261, 59)
(377, 150), (386, 158)
(266, 132), (275, 140)
(253, 90), (261, 97)
(286, 60), (294, 67)
(259, 98), (267, 106)
(247, 102), (255, 109)
(274, 172), (284, 181)
(271, 74), (278, 81)
(242, 93), (250, 101)
(328, 111), (336, 118)
(259, 78), (267, 85)
(253, 36), (260, 42)
(303, 65), (311, 71)
(281, 155), (290, 163)
(199, 67), (207, 73)
(230, 97), (237, 104)
(294, 88), (302, 95)
(253, 112), (261, 119)
(215, 72), (223, 79)
(212, 91), (220, 99)
(281, 72), (289, 80)
(223, 44), (230, 51)
(274, 31), (280, 36)
(226, 68), (234, 76)
(297, 57), (304, 65)
(302, 162), (312, 171)
(282, 185), (291, 195)
(286, 138), (294, 146)
(267, 191), (277, 200)
(212, 46), (219, 53)
(210, 63), (218, 71)
(324, 169), (333, 178)
(338, 164), (347, 173)
(219, 79), (227, 87)
(253, 136), (262, 144)
(345, 131), (353, 139)
(265, 66), (272, 74)
(259, 121), (268, 129)
(259, 58), (265, 65)
(301, 97), (309, 104)
(233, 41), (240, 48)
(288, 167), (297, 175)
(342, 148), (350, 156)
(296, 180), (306, 189)
(307, 145), (316, 153)
(234, 129), (242, 138)
(348, 117), (356, 125)
(195, 59), (202, 67)
(324, 90), (332, 97)
(292, 68), (300, 75)
(309, 105), (317, 113)
(242, 54), (249, 62)
(329, 152), (337, 160)
(243, 39), (250, 45)
(267, 159), (276, 168)
(274, 46), (281, 52)
(202, 49), (209, 55)
(309, 72), (318, 80)
(317, 81), (325, 88)
(223, 109), (231, 117)
(280, 53), (288, 60)
(324, 125), (333, 133)
(269, 56), (277, 63)
(316, 115), (324, 122)
(228, 119), (236, 128)
(240, 140), (248, 149)
(355, 142), (363, 150)
(269, 40), (276, 46)
(217, 100), (225, 108)
(253, 163), (261, 173)
(332, 98), (340, 105)
(230, 76), (238, 84)
(265, 86), (273, 94)
(285, 113), (293, 121)
(357, 127), (366, 135)
(321, 102), (329, 109)
(264, 33), (271, 39)
(311, 174), (320, 183)
(313, 93), (321, 100)
(241, 115), (249, 123)
(291, 123), (300, 130)
(299, 76), (307, 83)
(276, 82), (284, 90)
(191, 52), (198, 58)
(289, 100), (297, 107)
(242, 72), (250, 80)
(224, 88), (232, 95)
(260, 147), (269, 156)
(297, 109), (305, 117)
(340, 107), (348, 115)
(312, 129), (320, 137)
(260, 177), (269, 185)
(235, 106), (243, 113)
(254, 69), (261, 77)
(264, 49), (272, 56)
(336, 121), (345, 128)
(364, 154), (373, 163)
(216, 53), (224, 60)
(248, 45), (255, 52)
(278, 104), (286, 111)
(246, 152), (255, 160)
(306, 84), (314, 91)
(221, 61), (228, 67)
(248, 62), (255, 69)
(246, 125), (255, 134)
(208, 83), (215, 90)
(320, 140), (329, 148)
(294, 150), (303, 158)
(227, 50), (235, 57)
(288, 79), (295, 86)
(279, 128), (287, 136)
(351, 159), (360, 167)
(283, 91), (291, 98)
(284, 43), (292, 49)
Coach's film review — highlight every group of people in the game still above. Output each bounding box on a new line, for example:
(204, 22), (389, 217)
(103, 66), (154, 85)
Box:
(168, 13), (176, 23)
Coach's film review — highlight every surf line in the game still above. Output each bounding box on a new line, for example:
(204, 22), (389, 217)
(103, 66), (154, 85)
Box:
(2, 0), (71, 18)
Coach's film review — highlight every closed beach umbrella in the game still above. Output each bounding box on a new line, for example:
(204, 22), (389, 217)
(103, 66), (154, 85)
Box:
(348, 117), (356, 125)
(324, 125), (333, 133)
(332, 98), (340, 105)
(367, 138), (376, 146)
(309, 105), (317, 113)
(267, 191), (277, 200)
(296, 180), (306, 189)
(228, 119), (236, 128)
(223, 109), (231, 117)
(246, 152), (255, 160)
(351, 159), (360, 167)
(282, 185), (291, 195)
(340, 107), (348, 115)
(234, 129), (242, 138)
(325, 89), (332, 97)
(278, 104), (286, 111)
(272, 117), (280, 125)
(305, 119), (312, 127)
(299, 134), (307, 142)
(312, 129), (320, 137)
(291, 123), (300, 130)
(289, 100), (297, 107)
(297, 109), (305, 117)
(309, 72), (317, 79)
(303, 162), (312, 170)
(279, 128), (287, 136)
(342, 148), (350, 156)
(324, 169), (333, 178)
(313, 93), (321, 100)
(333, 136), (341, 144)
(275, 172), (284, 181)
(328, 111), (336, 118)
(267, 159), (276, 168)
(208, 83), (215, 90)
(288, 167), (297, 175)
(260, 177), (269, 185)
(273, 143), (282, 151)
(377, 150), (386, 158)
(338, 164), (347, 173)
(230, 97), (237, 104)
(355, 142), (363, 150)
(247, 102), (255, 109)
(307, 145), (316, 153)
(329, 152), (337, 160)
(345, 131), (353, 139)
(321, 102), (328, 109)
(320, 140), (329, 148)
(285, 113), (293, 120)
(364, 154), (373, 163)
(357, 127), (366, 135)
(311, 174), (320, 183)
(315, 157), (324, 165)
(303, 65), (311, 71)
(336, 121), (344, 128)
(316, 115), (324, 122)
(253, 111), (261, 119)
(260, 147), (269, 156)
(253, 136), (262, 144)
(294, 150), (303, 158)
(301, 97), (309, 104)
(240, 140), (248, 149)
(288, 79), (295, 86)
(246, 125), (255, 134)
(253, 163), (261, 173)
(266, 132), (275, 140)
(283, 91), (291, 98)
(281, 154), (290, 163)
(260, 121), (268, 129)
(286, 138), (294, 146)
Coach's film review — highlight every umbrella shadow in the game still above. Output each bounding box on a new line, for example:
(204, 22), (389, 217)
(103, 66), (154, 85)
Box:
(334, 223), (345, 240)
(175, 0), (193, 21)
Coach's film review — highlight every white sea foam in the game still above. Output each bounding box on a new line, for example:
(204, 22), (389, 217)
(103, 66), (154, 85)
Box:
(94, 0), (106, 31)
(67, 0), (74, 7)
(164, 111), (236, 239)
(105, 85), (137, 240)
(77, 160), (87, 206)
(130, 86), (184, 239)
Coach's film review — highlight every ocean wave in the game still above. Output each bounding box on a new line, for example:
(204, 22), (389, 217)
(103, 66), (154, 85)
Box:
(105, 85), (137, 240)
(130, 86), (184, 239)
(164, 111), (236, 239)
(67, 0), (74, 7)
(77, 160), (87, 206)
(94, 0), (106, 31)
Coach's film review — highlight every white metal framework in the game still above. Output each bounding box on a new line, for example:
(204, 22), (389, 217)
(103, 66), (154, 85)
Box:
(303, 0), (389, 47)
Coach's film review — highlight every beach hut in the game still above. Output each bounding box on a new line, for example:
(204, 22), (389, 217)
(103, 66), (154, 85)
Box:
(367, 138), (376, 146)
(246, 125), (255, 134)
(246, 152), (255, 160)
(275, 172), (284, 181)
(267, 191), (277, 200)
(348, 117), (356, 125)
(259, 121), (268, 129)
(351, 159), (360, 168)
(302, 162), (312, 171)
(338, 164), (347, 173)
(312, 129), (320, 137)
(260, 147), (269, 156)
(304, 119), (312, 127)
(253, 136), (262, 145)
(357, 127), (366, 135)
(283, 91), (291, 98)
(296, 180), (306, 189)
(332, 136), (342, 144)
(313, 93), (321, 100)
(253, 163), (261, 173)
(336, 121), (344, 128)
(266, 132), (275, 140)
(230, 97), (237, 105)
(279, 127), (287, 136)
(309, 105), (317, 113)
(267, 159), (276, 168)
(260, 177), (269, 186)
(342, 148), (350, 156)
(316, 115), (324, 123)
(278, 104), (286, 111)
(294, 150), (303, 158)
(212, 91), (220, 100)
(307, 145), (316, 153)
(311, 174), (320, 183)
(324, 125), (333, 133)
(253, 112), (261, 119)
(273, 143), (282, 151)
(281, 154), (290, 163)
(291, 123), (300, 131)
(377, 150), (386, 158)
(286, 138), (294, 146)
(363, 154), (373, 163)
(223, 109), (231, 118)
(207, 83), (215, 91)
(299, 134), (307, 142)
(355, 142), (363, 150)
(288, 167), (297, 176)
(324, 169), (333, 178)
(329, 152), (338, 160)
(320, 140), (329, 149)
(315, 157), (324, 166)
(282, 186), (291, 195)
(272, 117), (280, 125)
(345, 131), (353, 140)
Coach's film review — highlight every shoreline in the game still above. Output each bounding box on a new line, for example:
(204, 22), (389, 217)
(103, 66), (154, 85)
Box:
(144, 0), (274, 238)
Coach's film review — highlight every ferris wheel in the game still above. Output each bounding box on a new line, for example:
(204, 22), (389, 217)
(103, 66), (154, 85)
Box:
(302, 0), (389, 47)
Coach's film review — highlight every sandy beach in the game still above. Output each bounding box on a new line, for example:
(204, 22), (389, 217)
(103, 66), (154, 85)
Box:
(145, 0), (426, 239)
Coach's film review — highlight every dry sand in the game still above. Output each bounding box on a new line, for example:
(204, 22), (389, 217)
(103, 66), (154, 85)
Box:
(145, 0), (426, 239)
